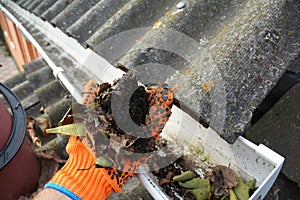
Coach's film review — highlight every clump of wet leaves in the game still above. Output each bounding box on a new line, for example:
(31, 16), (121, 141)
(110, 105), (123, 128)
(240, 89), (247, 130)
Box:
(154, 158), (256, 200)
(46, 71), (158, 170)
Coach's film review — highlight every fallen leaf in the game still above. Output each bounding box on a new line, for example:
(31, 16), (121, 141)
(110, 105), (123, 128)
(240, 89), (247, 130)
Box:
(45, 123), (86, 136)
(188, 187), (211, 200)
(229, 189), (238, 200)
(37, 117), (51, 135)
(95, 156), (114, 168)
(233, 177), (250, 200)
(208, 165), (239, 196)
(173, 170), (197, 182)
(26, 117), (42, 146)
(159, 178), (171, 185)
(58, 103), (86, 126)
(179, 178), (210, 189)
(245, 178), (256, 190)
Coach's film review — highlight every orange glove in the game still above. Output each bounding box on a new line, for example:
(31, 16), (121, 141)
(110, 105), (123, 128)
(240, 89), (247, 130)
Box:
(44, 80), (143, 200)
(44, 136), (147, 200)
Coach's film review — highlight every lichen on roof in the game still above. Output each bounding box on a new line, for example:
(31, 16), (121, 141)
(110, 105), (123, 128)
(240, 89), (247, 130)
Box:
(2, 0), (299, 143)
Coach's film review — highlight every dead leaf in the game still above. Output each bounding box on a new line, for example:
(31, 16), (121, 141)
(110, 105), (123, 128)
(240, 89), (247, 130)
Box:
(159, 172), (174, 185)
(159, 178), (171, 185)
(37, 117), (51, 135)
(233, 177), (250, 200)
(208, 165), (239, 196)
(33, 137), (42, 147)
(45, 123), (86, 136)
(173, 170), (197, 182)
(26, 117), (42, 147)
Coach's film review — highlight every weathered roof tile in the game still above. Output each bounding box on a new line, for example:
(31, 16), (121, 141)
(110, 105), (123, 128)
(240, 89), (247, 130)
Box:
(51, 0), (100, 32)
(87, 0), (175, 47)
(41, 0), (72, 21)
(32, 0), (57, 17)
(25, 0), (44, 11)
(67, 0), (130, 44)
(16, 0), (29, 8)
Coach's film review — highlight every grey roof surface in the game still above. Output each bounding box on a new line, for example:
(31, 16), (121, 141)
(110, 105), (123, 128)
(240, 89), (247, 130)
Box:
(3, 57), (72, 128)
(2, 0), (299, 144)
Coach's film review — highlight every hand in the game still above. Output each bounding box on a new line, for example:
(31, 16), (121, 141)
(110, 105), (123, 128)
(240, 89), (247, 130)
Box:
(42, 78), (174, 200)
(43, 136), (126, 200)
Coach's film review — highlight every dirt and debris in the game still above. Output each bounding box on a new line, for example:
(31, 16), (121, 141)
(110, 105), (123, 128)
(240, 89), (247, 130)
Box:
(26, 115), (53, 147)
(208, 165), (239, 197)
(152, 156), (256, 200)
(26, 117), (42, 147)
(75, 71), (158, 170)
(23, 71), (260, 199)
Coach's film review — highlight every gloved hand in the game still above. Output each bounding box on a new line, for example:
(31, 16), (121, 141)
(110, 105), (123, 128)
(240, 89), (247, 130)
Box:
(44, 79), (136, 200)
(44, 79), (174, 200)
(44, 136), (116, 200)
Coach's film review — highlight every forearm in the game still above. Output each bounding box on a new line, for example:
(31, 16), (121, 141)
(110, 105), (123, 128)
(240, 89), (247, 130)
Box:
(33, 188), (71, 200)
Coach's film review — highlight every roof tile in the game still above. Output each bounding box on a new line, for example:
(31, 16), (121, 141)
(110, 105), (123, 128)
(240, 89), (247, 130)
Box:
(67, 0), (130, 44)
(32, 0), (57, 17)
(41, 0), (72, 21)
(50, 0), (100, 32)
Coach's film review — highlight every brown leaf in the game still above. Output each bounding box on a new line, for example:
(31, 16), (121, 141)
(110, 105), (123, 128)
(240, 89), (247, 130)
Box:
(26, 117), (42, 146)
(159, 178), (171, 185)
(37, 117), (51, 135)
(166, 171), (174, 179)
(208, 165), (239, 196)
(26, 116), (36, 136)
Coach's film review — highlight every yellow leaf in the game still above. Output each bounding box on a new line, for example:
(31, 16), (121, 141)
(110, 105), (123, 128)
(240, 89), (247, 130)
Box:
(45, 123), (86, 136)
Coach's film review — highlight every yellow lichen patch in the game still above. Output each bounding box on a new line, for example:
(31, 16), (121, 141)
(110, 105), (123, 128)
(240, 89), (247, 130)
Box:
(202, 81), (215, 92)
(165, 10), (171, 15)
(187, 71), (194, 76)
(153, 19), (162, 28)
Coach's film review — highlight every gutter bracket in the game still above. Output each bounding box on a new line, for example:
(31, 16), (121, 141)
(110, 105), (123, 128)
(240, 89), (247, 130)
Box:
(52, 67), (64, 78)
